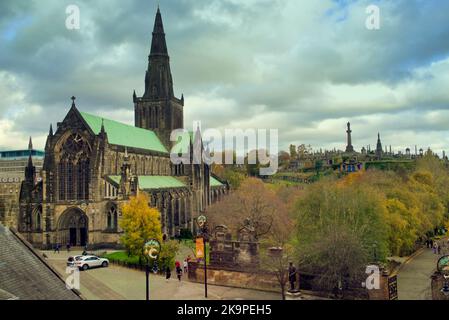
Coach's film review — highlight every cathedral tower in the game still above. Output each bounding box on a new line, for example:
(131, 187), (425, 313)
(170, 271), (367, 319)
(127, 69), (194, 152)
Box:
(134, 7), (184, 149)
(376, 133), (383, 160)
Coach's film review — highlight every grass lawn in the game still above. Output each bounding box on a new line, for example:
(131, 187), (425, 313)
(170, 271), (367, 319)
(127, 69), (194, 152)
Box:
(103, 240), (210, 265)
(103, 251), (142, 265)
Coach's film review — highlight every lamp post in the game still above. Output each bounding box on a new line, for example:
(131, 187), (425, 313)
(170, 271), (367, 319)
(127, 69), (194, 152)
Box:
(197, 215), (208, 299)
(372, 242), (378, 263)
(143, 239), (161, 301)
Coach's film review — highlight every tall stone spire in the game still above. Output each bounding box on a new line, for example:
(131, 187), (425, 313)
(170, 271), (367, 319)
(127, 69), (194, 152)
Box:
(150, 7), (168, 56)
(345, 122), (354, 153)
(376, 133), (383, 160)
(25, 137), (36, 184)
(143, 7), (173, 99)
(135, 7), (184, 149)
(28, 136), (33, 151)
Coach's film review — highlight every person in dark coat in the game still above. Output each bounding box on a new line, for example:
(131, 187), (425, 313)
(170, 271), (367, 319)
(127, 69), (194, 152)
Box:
(288, 262), (297, 291)
(165, 266), (171, 282)
(176, 265), (183, 282)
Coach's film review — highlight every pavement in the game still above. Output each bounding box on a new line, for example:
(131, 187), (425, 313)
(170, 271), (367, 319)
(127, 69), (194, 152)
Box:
(42, 250), (283, 300)
(396, 247), (444, 300)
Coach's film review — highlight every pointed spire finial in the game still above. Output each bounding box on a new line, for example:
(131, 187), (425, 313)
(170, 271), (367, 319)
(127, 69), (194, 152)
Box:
(150, 5), (167, 55)
(71, 96), (76, 108)
(28, 136), (33, 150)
(101, 118), (105, 132)
(49, 123), (53, 136)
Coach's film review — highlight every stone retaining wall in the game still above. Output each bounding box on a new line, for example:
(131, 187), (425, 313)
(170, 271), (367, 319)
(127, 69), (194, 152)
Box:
(188, 262), (281, 293)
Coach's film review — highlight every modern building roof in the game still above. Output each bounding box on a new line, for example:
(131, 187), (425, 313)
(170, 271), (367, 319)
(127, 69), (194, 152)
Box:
(0, 224), (81, 300)
(0, 149), (45, 160)
(79, 111), (168, 154)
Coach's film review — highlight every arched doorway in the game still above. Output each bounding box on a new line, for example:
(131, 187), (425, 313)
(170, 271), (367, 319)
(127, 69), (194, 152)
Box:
(57, 208), (88, 247)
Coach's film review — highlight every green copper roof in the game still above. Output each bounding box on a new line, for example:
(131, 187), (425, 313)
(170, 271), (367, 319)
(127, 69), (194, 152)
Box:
(171, 131), (194, 154)
(79, 111), (168, 154)
(139, 176), (187, 190)
(108, 175), (225, 190)
(108, 175), (186, 190)
(108, 176), (121, 185)
(210, 176), (224, 187)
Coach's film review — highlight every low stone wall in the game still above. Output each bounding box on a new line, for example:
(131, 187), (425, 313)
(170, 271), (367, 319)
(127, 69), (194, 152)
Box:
(431, 272), (449, 300)
(188, 262), (281, 293)
(367, 272), (396, 300)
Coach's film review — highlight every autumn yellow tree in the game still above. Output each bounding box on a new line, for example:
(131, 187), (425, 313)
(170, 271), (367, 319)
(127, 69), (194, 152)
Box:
(120, 193), (162, 258)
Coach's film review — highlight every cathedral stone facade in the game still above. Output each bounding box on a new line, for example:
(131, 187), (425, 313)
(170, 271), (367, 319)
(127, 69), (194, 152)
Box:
(18, 8), (228, 249)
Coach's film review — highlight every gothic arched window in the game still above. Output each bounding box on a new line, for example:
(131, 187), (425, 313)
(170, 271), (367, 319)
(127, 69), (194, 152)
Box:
(107, 205), (118, 230)
(58, 133), (91, 201)
(107, 211), (112, 229)
(34, 207), (42, 231)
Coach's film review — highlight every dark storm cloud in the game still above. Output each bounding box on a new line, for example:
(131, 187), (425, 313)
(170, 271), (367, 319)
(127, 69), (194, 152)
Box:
(1, 0), (449, 154)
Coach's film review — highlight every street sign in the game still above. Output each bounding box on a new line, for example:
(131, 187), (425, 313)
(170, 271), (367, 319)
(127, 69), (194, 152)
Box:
(388, 275), (398, 300)
(197, 215), (207, 228)
(196, 237), (205, 258)
(438, 255), (449, 274)
(144, 239), (161, 260)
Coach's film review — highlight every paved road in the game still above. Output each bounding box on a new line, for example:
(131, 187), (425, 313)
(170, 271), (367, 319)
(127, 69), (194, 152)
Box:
(397, 248), (441, 300)
(43, 250), (282, 300)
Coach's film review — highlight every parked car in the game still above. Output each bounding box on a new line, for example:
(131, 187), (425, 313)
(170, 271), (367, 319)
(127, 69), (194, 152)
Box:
(67, 255), (83, 267)
(68, 255), (109, 271)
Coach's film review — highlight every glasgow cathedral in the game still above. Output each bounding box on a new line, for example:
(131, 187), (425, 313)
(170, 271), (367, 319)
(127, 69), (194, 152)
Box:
(16, 8), (228, 249)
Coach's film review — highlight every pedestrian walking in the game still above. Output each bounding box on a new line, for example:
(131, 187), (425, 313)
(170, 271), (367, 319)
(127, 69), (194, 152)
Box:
(66, 243), (71, 252)
(183, 259), (188, 274)
(433, 242), (438, 254)
(165, 266), (171, 282)
(288, 262), (297, 292)
(176, 265), (183, 282)
(54, 243), (60, 254)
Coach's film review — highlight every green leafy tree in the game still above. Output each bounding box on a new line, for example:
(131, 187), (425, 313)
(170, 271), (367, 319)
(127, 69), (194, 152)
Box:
(289, 144), (297, 158)
(158, 240), (180, 270)
(294, 178), (389, 293)
(119, 193), (162, 261)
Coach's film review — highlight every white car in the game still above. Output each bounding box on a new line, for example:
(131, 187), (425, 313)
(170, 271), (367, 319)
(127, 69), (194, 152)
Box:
(68, 255), (109, 271)
(67, 255), (83, 266)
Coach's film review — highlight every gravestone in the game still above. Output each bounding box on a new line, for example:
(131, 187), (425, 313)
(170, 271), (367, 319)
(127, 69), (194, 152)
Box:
(209, 219), (259, 270)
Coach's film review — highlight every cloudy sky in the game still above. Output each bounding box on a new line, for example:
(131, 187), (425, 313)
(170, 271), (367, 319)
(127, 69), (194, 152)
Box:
(1, 0), (449, 155)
